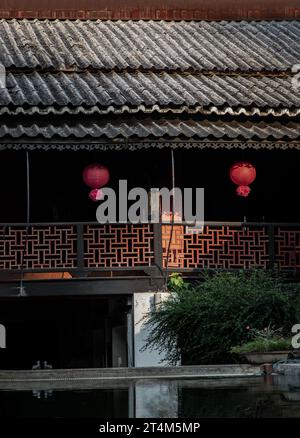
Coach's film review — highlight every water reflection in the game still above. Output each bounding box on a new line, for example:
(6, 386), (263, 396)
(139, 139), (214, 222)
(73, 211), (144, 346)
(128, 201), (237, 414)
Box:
(1, 376), (300, 418)
(32, 389), (53, 400)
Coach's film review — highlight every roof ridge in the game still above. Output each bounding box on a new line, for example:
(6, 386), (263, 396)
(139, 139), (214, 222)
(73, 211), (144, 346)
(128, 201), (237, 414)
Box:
(3, 69), (294, 77)
(0, 18), (299, 23)
(0, 116), (299, 142)
(1, 105), (300, 118)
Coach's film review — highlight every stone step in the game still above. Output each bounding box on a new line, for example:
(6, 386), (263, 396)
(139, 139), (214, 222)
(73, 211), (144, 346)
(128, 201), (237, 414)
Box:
(0, 364), (261, 382)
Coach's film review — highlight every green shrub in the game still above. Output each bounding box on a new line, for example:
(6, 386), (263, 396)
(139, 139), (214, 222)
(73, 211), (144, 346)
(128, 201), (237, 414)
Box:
(144, 271), (296, 364)
(231, 325), (291, 354)
(231, 338), (291, 355)
(168, 272), (185, 291)
(293, 285), (300, 321)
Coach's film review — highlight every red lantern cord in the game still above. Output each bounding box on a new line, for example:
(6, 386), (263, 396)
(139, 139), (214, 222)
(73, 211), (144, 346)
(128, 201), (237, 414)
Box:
(230, 162), (256, 197)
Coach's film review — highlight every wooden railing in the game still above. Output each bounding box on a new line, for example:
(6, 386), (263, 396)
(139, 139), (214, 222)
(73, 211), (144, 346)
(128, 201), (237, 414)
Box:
(0, 223), (157, 274)
(162, 222), (300, 272)
(0, 222), (299, 275)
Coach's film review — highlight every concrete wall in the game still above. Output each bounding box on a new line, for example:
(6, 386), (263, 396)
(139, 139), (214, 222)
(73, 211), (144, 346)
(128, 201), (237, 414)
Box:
(133, 292), (170, 367)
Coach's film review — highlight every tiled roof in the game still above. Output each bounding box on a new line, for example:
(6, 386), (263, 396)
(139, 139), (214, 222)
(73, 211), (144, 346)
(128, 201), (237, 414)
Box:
(0, 117), (299, 140)
(0, 19), (299, 146)
(1, 104), (299, 118)
(0, 19), (299, 72)
(0, 71), (297, 110)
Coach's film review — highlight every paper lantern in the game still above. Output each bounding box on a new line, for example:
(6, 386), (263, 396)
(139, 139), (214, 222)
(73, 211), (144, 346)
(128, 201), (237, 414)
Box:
(230, 162), (256, 197)
(83, 163), (110, 189)
(83, 163), (110, 201)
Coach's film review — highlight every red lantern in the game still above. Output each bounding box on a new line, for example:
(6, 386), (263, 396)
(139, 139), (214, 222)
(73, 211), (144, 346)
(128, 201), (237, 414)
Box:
(230, 162), (256, 197)
(83, 163), (110, 189)
(83, 163), (110, 201)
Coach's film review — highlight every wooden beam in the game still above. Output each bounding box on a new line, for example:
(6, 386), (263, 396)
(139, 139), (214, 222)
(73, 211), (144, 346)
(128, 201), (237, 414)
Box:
(0, 277), (164, 297)
(0, 0), (299, 20)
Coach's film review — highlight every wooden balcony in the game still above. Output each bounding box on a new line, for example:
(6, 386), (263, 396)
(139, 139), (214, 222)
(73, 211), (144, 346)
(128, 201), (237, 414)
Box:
(162, 222), (300, 273)
(0, 222), (300, 280)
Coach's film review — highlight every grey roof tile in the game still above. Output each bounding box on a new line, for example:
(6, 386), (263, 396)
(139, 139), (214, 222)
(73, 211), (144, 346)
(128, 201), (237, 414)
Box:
(1, 105), (300, 117)
(0, 117), (299, 140)
(0, 71), (298, 110)
(1, 19), (300, 72)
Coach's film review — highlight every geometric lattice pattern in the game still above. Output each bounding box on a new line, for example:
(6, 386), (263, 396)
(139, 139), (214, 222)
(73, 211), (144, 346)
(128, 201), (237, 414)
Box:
(275, 227), (300, 270)
(162, 224), (185, 268)
(163, 225), (270, 270)
(0, 225), (77, 270)
(84, 224), (154, 268)
(1, 223), (300, 273)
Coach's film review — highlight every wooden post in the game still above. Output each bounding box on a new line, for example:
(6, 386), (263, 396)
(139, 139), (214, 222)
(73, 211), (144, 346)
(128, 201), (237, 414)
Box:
(268, 225), (275, 270)
(76, 223), (85, 274)
(153, 222), (163, 282)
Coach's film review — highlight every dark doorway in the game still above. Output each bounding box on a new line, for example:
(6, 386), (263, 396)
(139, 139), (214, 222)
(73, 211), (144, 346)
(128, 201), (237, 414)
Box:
(0, 296), (130, 370)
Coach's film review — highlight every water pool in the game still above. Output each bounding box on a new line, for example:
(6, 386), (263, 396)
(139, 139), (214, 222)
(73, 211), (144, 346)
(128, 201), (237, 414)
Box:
(0, 375), (300, 418)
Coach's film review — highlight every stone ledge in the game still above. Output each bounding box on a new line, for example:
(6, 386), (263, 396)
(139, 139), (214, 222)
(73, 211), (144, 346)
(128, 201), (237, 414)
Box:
(0, 364), (262, 383)
(275, 363), (300, 376)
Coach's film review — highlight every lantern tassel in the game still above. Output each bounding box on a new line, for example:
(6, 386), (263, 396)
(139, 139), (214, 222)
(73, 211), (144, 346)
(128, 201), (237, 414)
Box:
(236, 185), (251, 197)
